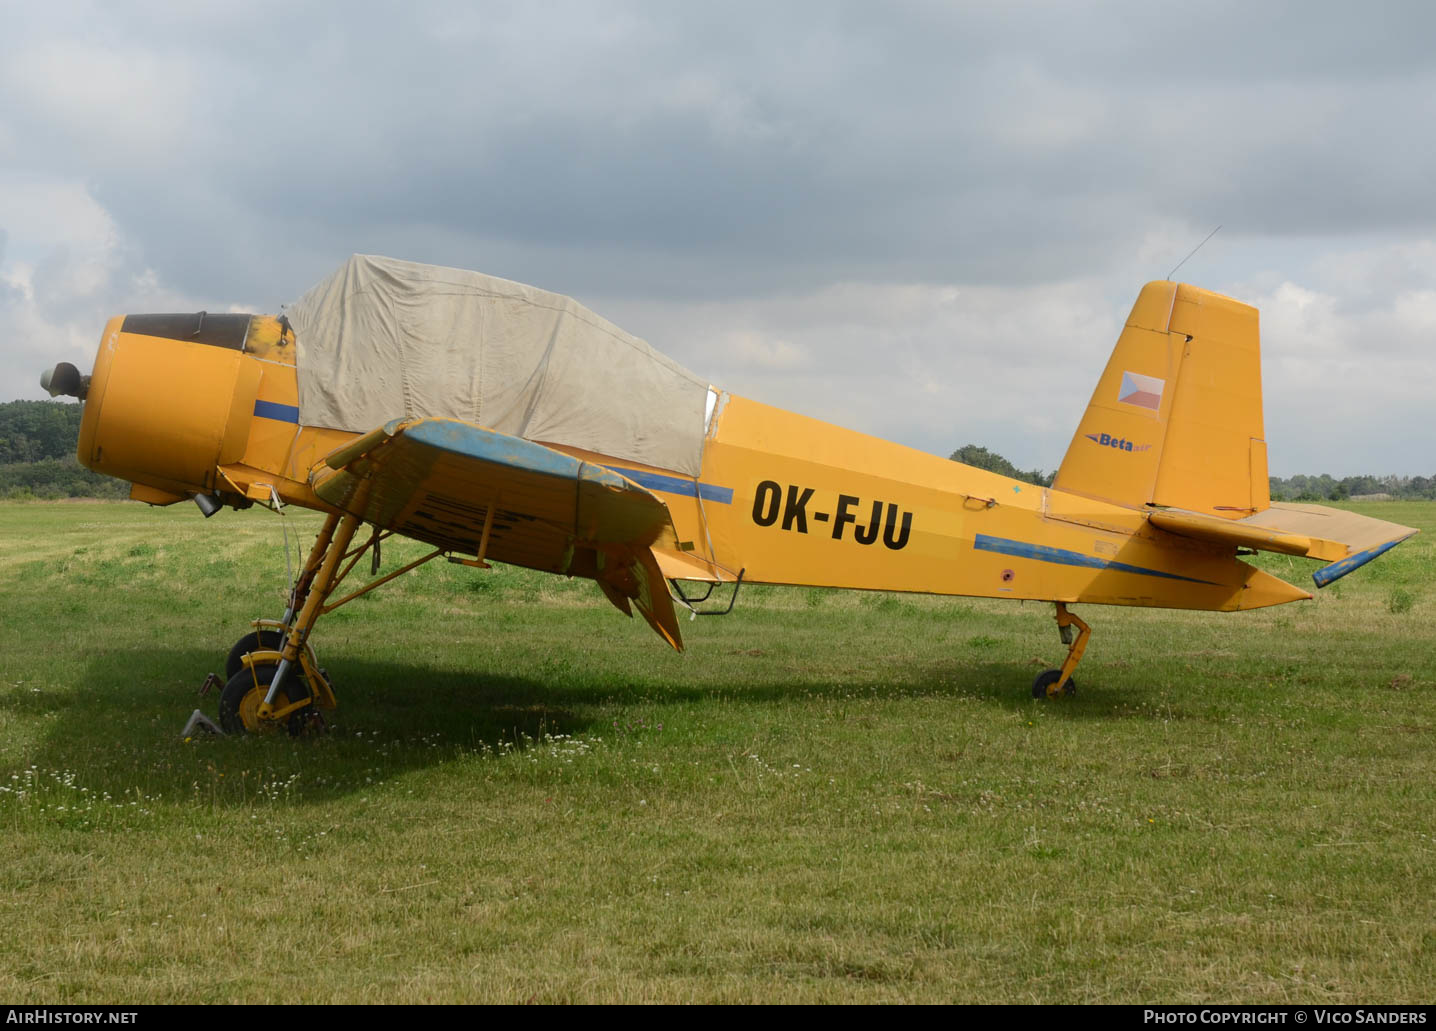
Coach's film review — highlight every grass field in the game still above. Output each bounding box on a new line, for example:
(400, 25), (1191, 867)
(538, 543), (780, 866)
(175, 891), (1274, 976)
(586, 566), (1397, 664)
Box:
(0, 499), (1431, 1003)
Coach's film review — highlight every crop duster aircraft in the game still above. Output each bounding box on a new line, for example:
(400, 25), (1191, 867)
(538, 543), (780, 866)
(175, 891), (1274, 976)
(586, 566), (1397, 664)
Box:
(41, 256), (1417, 733)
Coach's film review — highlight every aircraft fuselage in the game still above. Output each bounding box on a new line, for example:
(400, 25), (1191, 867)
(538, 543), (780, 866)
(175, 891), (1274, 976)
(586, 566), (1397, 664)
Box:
(75, 312), (1307, 614)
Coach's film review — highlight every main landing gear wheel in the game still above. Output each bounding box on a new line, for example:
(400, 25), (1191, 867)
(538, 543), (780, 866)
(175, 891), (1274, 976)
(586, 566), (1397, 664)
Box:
(1032, 669), (1077, 699)
(224, 630), (285, 679)
(218, 662), (313, 736)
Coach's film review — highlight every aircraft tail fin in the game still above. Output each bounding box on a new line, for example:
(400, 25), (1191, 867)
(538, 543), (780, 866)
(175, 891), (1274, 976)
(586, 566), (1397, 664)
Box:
(1052, 282), (1269, 519)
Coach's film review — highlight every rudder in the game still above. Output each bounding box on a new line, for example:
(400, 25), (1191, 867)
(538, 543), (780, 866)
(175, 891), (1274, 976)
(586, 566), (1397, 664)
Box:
(1052, 281), (1269, 519)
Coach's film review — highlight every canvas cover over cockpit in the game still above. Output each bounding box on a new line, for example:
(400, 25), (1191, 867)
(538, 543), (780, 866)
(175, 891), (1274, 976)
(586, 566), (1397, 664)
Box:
(286, 255), (710, 476)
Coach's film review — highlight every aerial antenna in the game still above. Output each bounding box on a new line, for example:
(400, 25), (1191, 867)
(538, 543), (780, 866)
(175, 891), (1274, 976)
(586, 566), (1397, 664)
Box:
(1168, 224), (1222, 281)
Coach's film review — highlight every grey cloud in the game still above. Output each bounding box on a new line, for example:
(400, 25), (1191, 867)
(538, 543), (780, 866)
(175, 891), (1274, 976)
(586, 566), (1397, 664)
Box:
(11, 1), (1436, 306)
(3, 1), (1434, 470)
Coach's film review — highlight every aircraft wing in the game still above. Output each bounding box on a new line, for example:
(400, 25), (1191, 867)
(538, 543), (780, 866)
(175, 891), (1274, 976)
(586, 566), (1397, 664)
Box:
(1148, 502), (1418, 588)
(308, 417), (685, 649)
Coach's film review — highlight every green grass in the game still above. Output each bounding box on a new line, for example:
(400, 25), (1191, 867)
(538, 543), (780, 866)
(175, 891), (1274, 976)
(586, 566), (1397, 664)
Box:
(0, 500), (1432, 1003)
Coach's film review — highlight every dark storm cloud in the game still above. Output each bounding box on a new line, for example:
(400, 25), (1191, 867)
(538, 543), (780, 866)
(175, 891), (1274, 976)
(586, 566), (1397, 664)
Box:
(10, 0), (1436, 306)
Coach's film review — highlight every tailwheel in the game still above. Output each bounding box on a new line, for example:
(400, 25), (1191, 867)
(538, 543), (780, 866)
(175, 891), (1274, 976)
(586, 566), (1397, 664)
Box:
(224, 630), (285, 680)
(1032, 602), (1091, 700)
(218, 662), (314, 736)
(1032, 669), (1077, 699)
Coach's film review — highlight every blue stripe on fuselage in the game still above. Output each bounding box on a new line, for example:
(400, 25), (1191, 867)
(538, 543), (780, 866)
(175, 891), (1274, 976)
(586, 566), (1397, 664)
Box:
(253, 400), (300, 423)
(973, 533), (1219, 585)
(607, 466), (734, 504)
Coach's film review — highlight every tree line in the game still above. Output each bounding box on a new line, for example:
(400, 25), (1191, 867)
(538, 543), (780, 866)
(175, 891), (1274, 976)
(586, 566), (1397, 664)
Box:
(0, 400), (126, 499)
(0, 400), (1428, 501)
(948, 442), (1434, 501)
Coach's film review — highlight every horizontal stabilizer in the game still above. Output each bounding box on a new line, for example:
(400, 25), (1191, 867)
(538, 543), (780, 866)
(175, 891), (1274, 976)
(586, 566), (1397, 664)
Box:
(1148, 508), (1347, 561)
(1148, 502), (1417, 588)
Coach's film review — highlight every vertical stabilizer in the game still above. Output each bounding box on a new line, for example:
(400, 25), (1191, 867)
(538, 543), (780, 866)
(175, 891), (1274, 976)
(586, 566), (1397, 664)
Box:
(1052, 282), (1269, 519)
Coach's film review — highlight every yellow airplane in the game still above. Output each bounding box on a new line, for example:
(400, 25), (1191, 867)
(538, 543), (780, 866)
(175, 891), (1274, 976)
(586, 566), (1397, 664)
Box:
(41, 256), (1417, 733)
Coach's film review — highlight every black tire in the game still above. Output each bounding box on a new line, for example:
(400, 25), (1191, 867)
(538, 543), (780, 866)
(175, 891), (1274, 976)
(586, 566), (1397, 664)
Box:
(225, 630), (286, 680)
(218, 662), (313, 736)
(1032, 668), (1077, 699)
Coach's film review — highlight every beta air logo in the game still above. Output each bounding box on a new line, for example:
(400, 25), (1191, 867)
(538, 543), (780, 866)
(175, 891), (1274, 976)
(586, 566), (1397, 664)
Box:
(1085, 432), (1153, 453)
(751, 480), (912, 550)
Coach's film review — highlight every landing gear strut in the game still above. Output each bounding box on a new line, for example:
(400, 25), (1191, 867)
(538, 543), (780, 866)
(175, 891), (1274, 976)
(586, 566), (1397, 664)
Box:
(1032, 603), (1090, 699)
(220, 510), (446, 734)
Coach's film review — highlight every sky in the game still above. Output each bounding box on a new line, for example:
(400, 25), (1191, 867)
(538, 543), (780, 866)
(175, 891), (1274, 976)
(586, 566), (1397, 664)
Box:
(2, 0), (1433, 476)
